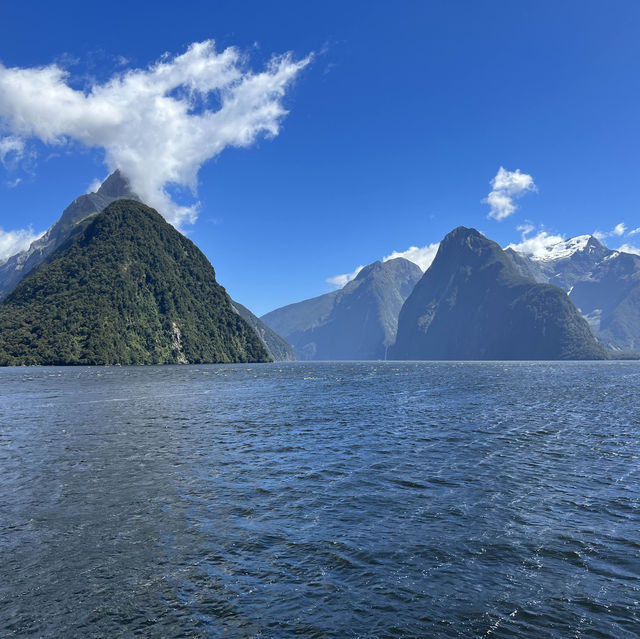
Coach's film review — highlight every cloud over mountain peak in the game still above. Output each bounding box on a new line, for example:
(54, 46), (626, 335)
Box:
(0, 41), (310, 228)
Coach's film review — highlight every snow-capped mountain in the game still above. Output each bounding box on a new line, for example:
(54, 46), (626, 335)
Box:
(506, 235), (640, 351)
(521, 234), (594, 261)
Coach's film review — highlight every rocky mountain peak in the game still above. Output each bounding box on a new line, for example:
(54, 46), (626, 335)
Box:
(353, 257), (421, 283)
(96, 169), (137, 200)
(440, 226), (482, 247)
(0, 171), (142, 299)
(391, 227), (606, 360)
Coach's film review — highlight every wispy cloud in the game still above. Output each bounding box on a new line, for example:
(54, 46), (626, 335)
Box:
(382, 243), (439, 271)
(0, 41), (310, 229)
(598, 223), (640, 255)
(0, 136), (25, 166)
(86, 176), (104, 194)
(326, 265), (364, 288)
(485, 167), (536, 221)
(509, 221), (640, 259)
(594, 222), (628, 240)
(0, 226), (44, 264)
(505, 224), (565, 258)
(613, 222), (640, 256)
(617, 243), (640, 256)
(326, 242), (439, 289)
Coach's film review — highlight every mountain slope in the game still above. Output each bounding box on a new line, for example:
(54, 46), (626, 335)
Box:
(0, 200), (270, 365)
(391, 227), (607, 360)
(262, 258), (423, 360)
(0, 170), (139, 299)
(507, 236), (640, 350)
(231, 300), (296, 361)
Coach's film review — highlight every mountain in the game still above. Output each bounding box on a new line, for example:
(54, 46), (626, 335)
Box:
(0, 170), (139, 299)
(231, 301), (296, 361)
(261, 258), (423, 360)
(505, 235), (611, 289)
(506, 235), (640, 351)
(0, 200), (270, 365)
(391, 227), (607, 360)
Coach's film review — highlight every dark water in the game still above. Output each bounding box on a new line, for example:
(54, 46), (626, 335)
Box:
(1, 362), (639, 638)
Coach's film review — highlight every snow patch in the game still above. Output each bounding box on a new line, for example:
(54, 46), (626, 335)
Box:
(526, 235), (592, 261)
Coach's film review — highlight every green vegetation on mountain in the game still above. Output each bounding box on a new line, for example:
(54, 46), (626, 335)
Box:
(0, 200), (270, 365)
(0, 170), (139, 299)
(391, 227), (608, 360)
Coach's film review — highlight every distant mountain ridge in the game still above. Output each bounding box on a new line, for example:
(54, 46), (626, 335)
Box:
(0, 200), (270, 365)
(262, 258), (423, 360)
(391, 227), (606, 360)
(2, 172), (634, 361)
(507, 235), (640, 350)
(0, 170), (139, 298)
(506, 235), (611, 288)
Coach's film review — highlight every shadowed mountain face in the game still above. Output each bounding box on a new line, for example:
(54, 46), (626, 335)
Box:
(0, 170), (139, 298)
(0, 200), (270, 365)
(231, 301), (296, 361)
(391, 227), (607, 361)
(506, 237), (640, 351)
(261, 258), (423, 360)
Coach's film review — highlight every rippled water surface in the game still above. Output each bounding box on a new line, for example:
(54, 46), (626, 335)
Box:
(1, 362), (639, 637)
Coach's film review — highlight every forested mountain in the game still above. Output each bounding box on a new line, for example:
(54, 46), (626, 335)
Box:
(0, 170), (138, 298)
(0, 200), (270, 365)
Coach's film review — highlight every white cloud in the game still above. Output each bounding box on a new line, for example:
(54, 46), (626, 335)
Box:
(86, 176), (104, 194)
(594, 222), (628, 240)
(0, 135), (25, 166)
(509, 223), (640, 260)
(485, 167), (536, 221)
(516, 222), (535, 236)
(506, 224), (566, 258)
(0, 41), (310, 229)
(326, 265), (364, 288)
(382, 243), (439, 271)
(617, 243), (640, 256)
(326, 241), (439, 290)
(0, 226), (44, 264)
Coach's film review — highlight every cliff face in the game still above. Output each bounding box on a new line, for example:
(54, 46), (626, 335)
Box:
(391, 227), (607, 361)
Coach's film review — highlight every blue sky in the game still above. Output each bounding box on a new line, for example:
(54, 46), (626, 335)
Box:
(1, 1), (639, 315)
